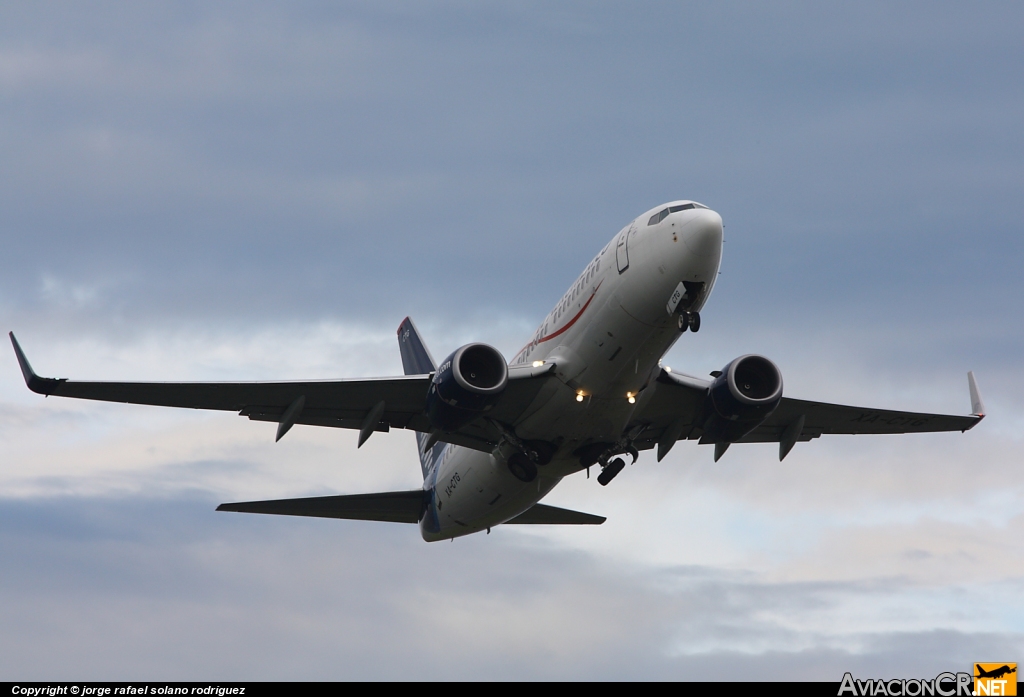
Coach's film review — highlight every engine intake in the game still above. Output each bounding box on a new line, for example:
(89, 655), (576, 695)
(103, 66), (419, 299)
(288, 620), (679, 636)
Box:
(426, 343), (508, 431)
(703, 354), (783, 443)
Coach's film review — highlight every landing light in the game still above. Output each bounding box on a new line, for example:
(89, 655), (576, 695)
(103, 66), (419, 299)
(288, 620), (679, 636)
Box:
(532, 360), (545, 368)
(626, 392), (635, 404)
(576, 391), (585, 403)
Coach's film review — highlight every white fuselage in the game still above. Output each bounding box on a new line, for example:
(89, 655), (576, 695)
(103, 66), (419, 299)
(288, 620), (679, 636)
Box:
(420, 202), (724, 541)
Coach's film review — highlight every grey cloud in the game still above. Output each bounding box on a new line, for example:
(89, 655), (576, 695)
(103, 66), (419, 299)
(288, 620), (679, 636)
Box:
(1, 495), (1020, 680)
(0, 2), (1021, 329)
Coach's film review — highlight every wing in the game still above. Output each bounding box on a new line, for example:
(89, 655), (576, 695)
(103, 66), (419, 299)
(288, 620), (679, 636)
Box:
(632, 368), (985, 460)
(10, 332), (556, 452)
(629, 370), (711, 459)
(736, 394), (982, 441)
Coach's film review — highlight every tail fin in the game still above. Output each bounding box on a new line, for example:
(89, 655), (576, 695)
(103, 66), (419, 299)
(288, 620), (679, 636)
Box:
(397, 317), (436, 376)
(397, 318), (444, 479)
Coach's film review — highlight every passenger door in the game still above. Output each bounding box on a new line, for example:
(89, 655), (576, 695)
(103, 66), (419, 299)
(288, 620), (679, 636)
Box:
(616, 224), (632, 273)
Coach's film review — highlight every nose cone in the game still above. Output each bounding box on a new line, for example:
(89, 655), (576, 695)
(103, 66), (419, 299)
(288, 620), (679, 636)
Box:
(683, 208), (723, 261)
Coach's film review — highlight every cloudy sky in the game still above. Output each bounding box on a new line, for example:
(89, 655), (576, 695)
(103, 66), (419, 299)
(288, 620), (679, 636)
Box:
(1, 1), (1022, 680)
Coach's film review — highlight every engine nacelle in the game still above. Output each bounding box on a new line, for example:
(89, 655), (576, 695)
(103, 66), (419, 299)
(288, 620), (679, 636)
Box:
(703, 354), (783, 443)
(425, 343), (508, 431)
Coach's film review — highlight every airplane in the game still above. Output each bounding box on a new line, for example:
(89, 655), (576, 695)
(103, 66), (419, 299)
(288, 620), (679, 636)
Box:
(975, 665), (1016, 680)
(10, 200), (986, 542)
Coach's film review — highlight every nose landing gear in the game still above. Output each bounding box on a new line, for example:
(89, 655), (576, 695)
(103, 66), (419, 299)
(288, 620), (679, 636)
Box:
(677, 311), (701, 333)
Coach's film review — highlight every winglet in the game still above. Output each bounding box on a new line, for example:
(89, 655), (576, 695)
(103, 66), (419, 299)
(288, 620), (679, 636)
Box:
(9, 332), (64, 396)
(968, 371), (985, 418)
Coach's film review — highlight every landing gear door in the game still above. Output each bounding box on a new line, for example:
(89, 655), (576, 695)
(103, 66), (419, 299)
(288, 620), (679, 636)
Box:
(616, 224), (632, 273)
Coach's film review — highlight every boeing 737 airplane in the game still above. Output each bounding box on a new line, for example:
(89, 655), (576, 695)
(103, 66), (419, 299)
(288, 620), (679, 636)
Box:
(10, 201), (986, 541)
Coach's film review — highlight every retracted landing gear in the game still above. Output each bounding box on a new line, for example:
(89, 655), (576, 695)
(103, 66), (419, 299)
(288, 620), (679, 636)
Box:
(677, 311), (701, 333)
(507, 452), (538, 482)
(490, 422), (554, 483)
(597, 457), (626, 486)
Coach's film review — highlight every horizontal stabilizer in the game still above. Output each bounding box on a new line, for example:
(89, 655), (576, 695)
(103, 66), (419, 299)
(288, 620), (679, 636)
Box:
(217, 490), (427, 524)
(505, 503), (605, 525)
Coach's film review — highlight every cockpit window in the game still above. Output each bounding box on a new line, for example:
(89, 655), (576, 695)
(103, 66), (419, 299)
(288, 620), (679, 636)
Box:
(648, 202), (701, 226)
(648, 209), (667, 225)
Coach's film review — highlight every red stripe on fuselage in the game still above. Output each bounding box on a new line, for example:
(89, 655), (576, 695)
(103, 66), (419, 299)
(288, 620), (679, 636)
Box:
(512, 281), (603, 361)
(539, 285), (601, 344)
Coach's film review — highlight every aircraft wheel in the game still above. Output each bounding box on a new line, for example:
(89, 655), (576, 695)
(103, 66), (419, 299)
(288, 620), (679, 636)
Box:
(507, 453), (538, 482)
(688, 311), (701, 333)
(597, 457), (625, 486)
(677, 313), (689, 333)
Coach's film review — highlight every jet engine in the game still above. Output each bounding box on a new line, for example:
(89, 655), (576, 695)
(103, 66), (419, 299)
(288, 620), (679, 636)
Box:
(425, 343), (508, 431)
(702, 354), (783, 443)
